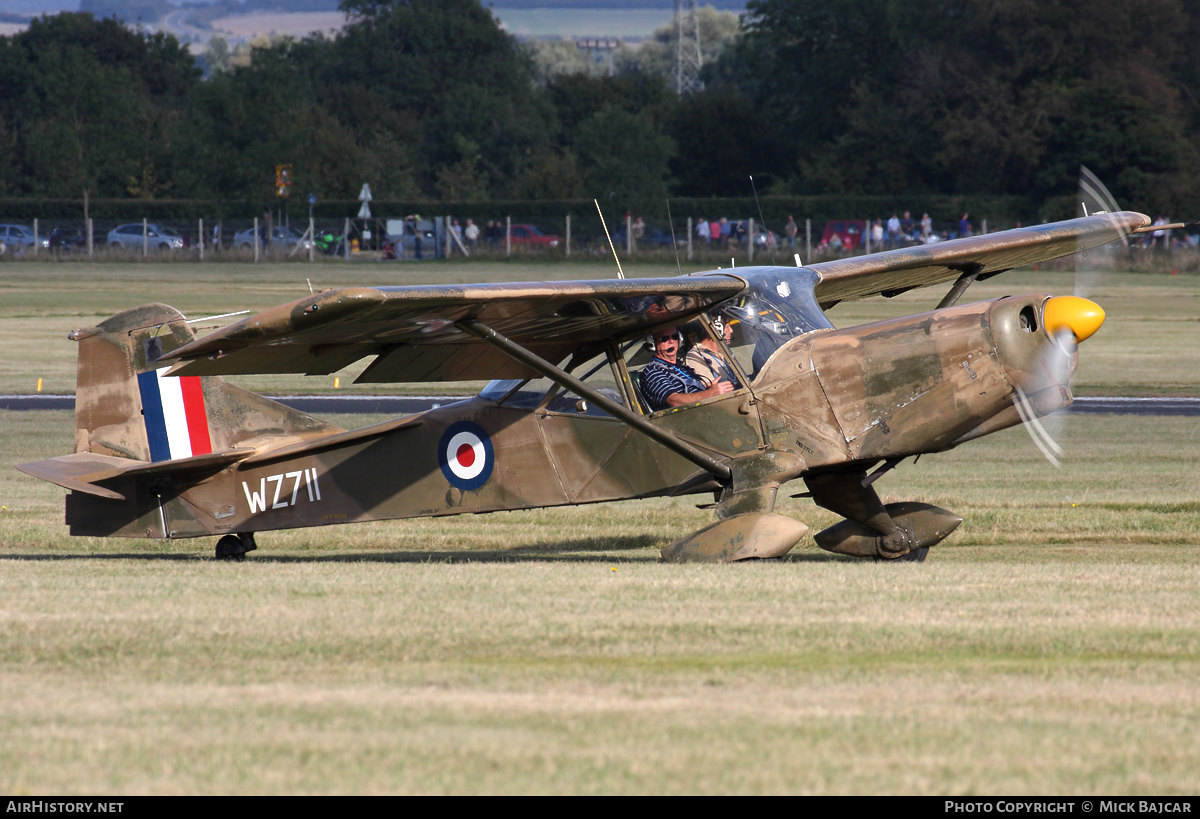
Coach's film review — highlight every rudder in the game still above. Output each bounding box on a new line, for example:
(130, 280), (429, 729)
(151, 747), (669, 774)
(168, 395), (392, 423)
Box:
(71, 303), (341, 463)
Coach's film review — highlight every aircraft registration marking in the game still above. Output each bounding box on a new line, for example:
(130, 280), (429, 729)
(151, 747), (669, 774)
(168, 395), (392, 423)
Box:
(242, 467), (322, 514)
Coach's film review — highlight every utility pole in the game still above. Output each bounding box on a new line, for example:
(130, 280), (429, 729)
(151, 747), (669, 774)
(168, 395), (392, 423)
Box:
(674, 0), (703, 95)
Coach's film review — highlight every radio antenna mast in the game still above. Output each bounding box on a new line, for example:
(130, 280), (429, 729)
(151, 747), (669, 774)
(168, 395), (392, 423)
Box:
(595, 199), (625, 279)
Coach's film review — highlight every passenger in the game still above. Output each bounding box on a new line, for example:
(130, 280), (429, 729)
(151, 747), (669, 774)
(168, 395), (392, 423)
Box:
(639, 326), (734, 411)
(684, 314), (742, 390)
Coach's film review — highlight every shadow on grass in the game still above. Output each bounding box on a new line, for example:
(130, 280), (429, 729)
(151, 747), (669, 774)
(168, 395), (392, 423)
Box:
(0, 534), (851, 564)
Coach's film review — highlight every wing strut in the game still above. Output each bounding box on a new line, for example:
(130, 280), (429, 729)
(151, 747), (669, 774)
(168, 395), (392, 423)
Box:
(457, 319), (732, 481)
(936, 264), (984, 309)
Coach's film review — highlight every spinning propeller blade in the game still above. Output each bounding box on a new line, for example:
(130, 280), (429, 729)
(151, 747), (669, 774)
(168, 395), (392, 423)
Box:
(1077, 166), (1129, 299)
(1013, 295), (1106, 467)
(1013, 164), (1124, 467)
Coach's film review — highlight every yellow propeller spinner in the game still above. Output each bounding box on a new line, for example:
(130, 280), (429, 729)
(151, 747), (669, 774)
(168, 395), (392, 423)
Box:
(1043, 296), (1106, 343)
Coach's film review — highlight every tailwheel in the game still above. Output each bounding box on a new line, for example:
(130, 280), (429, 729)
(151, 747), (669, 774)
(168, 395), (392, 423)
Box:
(215, 532), (257, 561)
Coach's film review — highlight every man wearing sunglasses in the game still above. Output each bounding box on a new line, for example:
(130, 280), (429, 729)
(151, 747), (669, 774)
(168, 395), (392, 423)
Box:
(640, 326), (735, 411)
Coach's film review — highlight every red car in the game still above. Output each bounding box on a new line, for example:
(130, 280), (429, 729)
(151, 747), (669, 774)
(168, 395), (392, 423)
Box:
(510, 224), (562, 248)
(821, 219), (866, 250)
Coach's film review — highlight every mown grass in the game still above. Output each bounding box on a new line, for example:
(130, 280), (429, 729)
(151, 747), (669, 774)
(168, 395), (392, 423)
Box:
(2, 409), (1200, 794)
(2, 260), (1199, 794)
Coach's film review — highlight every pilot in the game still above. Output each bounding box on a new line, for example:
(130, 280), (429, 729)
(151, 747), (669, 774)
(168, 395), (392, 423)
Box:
(684, 313), (742, 390)
(640, 326), (734, 411)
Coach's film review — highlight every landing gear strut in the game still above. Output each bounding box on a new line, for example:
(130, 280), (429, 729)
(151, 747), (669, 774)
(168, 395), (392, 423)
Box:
(215, 532), (257, 561)
(805, 471), (959, 561)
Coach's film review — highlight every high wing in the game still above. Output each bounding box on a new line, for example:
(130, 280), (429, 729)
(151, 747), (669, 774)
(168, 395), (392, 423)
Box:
(162, 277), (745, 382)
(809, 211), (1149, 307)
(162, 212), (1147, 383)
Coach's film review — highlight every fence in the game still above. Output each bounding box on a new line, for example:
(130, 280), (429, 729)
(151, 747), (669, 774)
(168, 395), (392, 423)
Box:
(2, 212), (1195, 264)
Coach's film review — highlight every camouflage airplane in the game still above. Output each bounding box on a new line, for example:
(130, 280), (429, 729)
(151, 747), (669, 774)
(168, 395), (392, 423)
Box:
(18, 212), (1150, 562)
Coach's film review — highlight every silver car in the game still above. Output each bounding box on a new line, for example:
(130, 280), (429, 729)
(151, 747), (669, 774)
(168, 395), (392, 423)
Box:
(106, 223), (184, 251)
(232, 225), (312, 251)
(0, 223), (50, 253)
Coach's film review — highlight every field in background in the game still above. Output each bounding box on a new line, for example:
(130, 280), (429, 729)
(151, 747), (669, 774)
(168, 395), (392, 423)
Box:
(2, 260), (1199, 794)
(208, 11), (346, 40)
(0, 260), (1198, 396)
(200, 7), (677, 41)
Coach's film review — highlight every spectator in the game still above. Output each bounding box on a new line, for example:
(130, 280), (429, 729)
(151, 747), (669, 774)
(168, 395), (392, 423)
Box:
(784, 215), (798, 248)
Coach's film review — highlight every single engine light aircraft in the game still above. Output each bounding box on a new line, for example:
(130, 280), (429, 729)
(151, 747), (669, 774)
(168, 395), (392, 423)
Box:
(19, 212), (1151, 562)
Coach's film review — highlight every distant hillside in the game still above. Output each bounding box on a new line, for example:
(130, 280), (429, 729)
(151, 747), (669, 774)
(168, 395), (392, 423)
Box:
(491, 1), (746, 8)
(0, 0), (747, 25)
(79, 0), (173, 22)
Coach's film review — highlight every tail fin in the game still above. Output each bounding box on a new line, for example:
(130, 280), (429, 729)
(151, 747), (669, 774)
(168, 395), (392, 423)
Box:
(72, 303), (341, 462)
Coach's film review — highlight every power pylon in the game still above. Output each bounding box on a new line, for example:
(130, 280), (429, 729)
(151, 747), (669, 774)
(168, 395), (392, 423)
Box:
(674, 0), (703, 95)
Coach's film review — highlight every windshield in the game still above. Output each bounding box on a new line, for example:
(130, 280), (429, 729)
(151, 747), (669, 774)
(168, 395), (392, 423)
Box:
(706, 266), (834, 378)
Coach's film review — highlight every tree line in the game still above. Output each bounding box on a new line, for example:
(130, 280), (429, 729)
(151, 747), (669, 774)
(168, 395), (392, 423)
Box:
(1, 0), (1197, 221)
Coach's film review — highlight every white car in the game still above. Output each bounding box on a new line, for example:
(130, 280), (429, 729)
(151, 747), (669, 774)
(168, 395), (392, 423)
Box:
(106, 223), (184, 251)
(0, 223), (50, 253)
(233, 225), (312, 251)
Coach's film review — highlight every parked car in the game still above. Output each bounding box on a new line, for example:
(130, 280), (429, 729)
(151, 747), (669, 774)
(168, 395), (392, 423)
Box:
(232, 225), (312, 251)
(49, 227), (89, 253)
(820, 220), (866, 250)
(509, 224), (561, 248)
(383, 218), (437, 258)
(107, 223), (184, 251)
(611, 225), (680, 248)
(0, 223), (50, 253)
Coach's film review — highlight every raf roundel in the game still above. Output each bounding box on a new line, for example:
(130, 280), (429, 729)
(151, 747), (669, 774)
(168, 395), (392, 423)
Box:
(438, 421), (494, 491)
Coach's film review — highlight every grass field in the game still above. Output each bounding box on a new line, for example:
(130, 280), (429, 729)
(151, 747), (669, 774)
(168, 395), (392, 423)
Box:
(2, 260), (1199, 794)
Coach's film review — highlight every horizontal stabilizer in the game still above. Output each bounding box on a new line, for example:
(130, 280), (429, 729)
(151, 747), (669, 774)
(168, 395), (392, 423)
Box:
(17, 448), (254, 500)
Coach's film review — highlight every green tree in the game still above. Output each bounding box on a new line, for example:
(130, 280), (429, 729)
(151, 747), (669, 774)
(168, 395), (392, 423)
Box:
(737, 0), (1200, 211)
(526, 38), (603, 85)
(0, 13), (201, 211)
(203, 35), (232, 76)
(314, 0), (551, 196)
(573, 106), (676, 201)
(666, 86), (782, 197)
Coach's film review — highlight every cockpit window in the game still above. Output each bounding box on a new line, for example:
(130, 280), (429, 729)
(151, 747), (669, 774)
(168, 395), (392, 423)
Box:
(479, 348), (625, 417)
(710, 267), (834, 379)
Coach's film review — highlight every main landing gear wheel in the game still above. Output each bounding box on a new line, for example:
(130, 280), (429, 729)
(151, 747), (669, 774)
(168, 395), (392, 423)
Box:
(215, 532), (257, 561)
(877, 546), (929, 563)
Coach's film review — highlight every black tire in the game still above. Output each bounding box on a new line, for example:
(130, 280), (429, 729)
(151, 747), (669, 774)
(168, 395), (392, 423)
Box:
(877, 547), (929, 563)
(215, 534), (244, 561)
